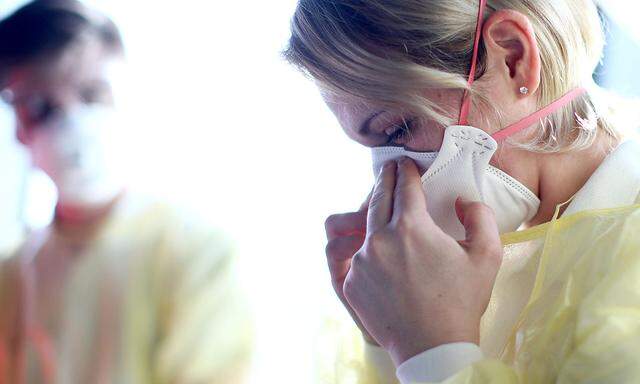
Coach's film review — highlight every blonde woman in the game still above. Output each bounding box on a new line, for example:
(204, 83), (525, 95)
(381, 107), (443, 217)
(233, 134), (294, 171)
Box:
(286, 0), (640, 383)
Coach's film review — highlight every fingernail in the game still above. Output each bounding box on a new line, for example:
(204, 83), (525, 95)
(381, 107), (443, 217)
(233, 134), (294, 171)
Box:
(399, 157), (414, 167)
(379, 161), (394, 177)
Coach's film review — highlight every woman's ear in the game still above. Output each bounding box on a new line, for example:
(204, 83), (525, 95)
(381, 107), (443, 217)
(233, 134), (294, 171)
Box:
(482, 9), (541, 97)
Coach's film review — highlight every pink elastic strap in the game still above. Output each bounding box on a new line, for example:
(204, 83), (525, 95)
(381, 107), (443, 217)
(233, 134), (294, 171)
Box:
(458, 0), (487, 126)
(491, 87), (587, 142)
(458, 0), (586, 141)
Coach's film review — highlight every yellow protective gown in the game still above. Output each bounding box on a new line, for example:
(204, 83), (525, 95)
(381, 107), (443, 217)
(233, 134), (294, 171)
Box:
(319, 141), (640, 384)
(0, 196), (252, 384)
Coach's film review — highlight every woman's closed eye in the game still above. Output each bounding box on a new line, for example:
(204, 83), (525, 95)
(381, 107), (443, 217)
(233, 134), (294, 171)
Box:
(385, 119), (415, 145)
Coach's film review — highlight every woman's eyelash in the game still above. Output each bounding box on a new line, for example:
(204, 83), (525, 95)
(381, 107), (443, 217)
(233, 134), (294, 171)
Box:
(387, 119), (414, 144)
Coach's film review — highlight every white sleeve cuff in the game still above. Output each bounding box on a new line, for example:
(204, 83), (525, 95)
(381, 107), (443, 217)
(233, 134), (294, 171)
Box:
(364, 342), (399, 383)
(396, 342), (484, 384)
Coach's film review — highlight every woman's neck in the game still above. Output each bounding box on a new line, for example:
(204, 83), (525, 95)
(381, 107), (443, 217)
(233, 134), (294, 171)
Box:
(527, 131), (620, 227)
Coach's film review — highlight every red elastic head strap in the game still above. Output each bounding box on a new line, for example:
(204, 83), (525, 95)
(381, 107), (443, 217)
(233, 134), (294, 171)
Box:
(491, 87), (586, 141)
(456, 0), (587, 141)
(458, 0), (487, 126)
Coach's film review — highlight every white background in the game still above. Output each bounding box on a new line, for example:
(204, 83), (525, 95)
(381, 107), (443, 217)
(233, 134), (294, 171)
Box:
(0, 1), (638, 383)
(0, 1), (372, 382)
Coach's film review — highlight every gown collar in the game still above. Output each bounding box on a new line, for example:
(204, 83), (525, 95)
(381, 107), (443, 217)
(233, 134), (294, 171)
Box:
(564, 140), (640, 216)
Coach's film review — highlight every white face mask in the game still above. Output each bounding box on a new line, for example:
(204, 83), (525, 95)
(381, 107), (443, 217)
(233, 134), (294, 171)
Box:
(372, 125), (540, 239)
(25, 105), (126, 206)
(369, 87), (587, 239)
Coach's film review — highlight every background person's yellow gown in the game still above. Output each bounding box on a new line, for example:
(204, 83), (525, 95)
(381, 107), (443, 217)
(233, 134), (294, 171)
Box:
(320, 141), (640, 384)
(0, 196), (252, 384)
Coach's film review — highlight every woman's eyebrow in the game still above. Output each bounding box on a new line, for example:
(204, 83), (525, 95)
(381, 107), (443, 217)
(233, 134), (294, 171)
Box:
(359, 110), (385, 135)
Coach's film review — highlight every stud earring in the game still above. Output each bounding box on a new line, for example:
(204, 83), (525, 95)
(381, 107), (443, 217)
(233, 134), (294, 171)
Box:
(519, 86), (529, 95)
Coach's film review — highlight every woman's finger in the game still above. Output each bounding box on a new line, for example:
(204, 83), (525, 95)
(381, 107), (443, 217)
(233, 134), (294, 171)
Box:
(326, 235), (365, 290)
(367, 161), (397, 235)
(359, 187), (374, 211)
(326, 235), (365, 262)
(328, 257), (351, 285)
(325, 191), (372, 241)
(325, 211), (368, 240)
(392, 158), (429, 223)
(455, 198), (502, 258)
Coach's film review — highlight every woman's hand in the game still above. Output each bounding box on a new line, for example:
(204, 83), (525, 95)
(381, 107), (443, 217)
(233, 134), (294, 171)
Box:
(324, 193), (379, 345)
(343, 158), (503, 366)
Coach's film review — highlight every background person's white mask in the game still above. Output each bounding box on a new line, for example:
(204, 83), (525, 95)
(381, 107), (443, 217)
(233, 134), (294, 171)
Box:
(26, 105), (126, 206)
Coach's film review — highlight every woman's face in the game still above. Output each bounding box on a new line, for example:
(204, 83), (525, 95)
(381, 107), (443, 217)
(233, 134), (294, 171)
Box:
(321, 79), (542, 202)
(7, 38), (123, 140)
(322, 88), (464, 153)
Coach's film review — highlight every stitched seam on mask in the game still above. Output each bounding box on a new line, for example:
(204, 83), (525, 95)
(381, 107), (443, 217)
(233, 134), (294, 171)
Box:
(486, 166), (539, 203)
(488, 167), (536, 201)
(471, 152), (486, 200)
(422, 146), (464, 181)
(469, 137), (537, 205)
(373, 147), (438, 160)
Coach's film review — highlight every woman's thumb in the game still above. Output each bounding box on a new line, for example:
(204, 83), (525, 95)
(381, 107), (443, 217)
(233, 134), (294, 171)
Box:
(455, 197), (502, 255)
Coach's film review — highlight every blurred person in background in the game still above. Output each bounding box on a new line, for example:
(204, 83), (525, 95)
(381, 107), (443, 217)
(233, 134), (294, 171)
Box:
(286, 0), (640, 383)
(0, 1), (251, 383)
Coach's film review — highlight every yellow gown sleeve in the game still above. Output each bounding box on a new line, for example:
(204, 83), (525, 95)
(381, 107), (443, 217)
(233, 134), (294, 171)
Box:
(152, 222), (253, 384)
(414, 214), (640, 384)
(350, 210), (640, 384)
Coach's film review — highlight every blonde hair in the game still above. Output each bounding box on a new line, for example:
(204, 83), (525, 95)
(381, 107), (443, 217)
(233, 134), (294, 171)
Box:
(284, 0), (622, 153)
